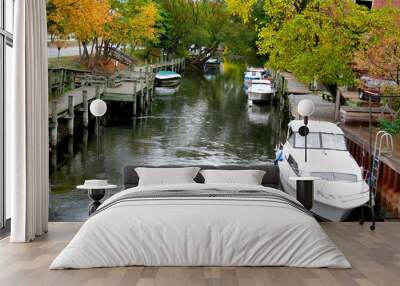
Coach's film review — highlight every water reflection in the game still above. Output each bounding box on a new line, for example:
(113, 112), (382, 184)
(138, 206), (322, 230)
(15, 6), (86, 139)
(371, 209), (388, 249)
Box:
(155, 85), (181, 96)
(49, 63), (288, 221)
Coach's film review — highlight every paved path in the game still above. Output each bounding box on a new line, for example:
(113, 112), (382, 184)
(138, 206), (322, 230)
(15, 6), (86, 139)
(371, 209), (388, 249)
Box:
(48, 46), (87, 58)
(288, 93), (335, 121)
(282, 72), (311, 94)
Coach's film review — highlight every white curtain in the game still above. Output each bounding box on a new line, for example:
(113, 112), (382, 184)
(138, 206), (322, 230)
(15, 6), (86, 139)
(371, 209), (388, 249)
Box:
(7, 0), (49, 242)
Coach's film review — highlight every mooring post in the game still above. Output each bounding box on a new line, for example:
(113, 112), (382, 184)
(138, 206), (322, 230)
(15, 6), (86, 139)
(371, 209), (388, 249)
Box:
(68, 136), (74, 157)
(70, 75), (75, 90)
(59, 69), (65, 95)
(82, 89), (89, 128)
(145, 65), (150, 104)
(140, 69), (146, 109)
(50, 100), (58, 147)
(133, 80), (137, 116)
(50, 148), (57, 171)
(67, 95), (74, 136)
(138, 80), (143, 111)
(95, 85), (100, 99)
(150, 75), (154, 101)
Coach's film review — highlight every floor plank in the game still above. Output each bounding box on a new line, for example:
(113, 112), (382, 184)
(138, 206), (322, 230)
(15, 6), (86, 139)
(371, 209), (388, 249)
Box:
(0, 222), (399, 286)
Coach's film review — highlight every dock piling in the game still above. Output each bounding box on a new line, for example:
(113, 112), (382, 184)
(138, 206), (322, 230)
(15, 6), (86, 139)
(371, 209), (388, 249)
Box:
(50, 100), (58, 147)
(95, 86), (100, 99)
(133, 81), (137, 116)
(82, 90), (89, 128)
(67, 95), (74, 136)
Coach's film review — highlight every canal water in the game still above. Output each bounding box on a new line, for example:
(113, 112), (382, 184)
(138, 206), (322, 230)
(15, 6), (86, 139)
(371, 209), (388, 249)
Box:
(49, 63), (288, 221)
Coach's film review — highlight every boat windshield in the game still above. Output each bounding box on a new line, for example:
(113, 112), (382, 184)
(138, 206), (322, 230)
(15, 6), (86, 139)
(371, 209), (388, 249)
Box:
(291, 132), (347, 151)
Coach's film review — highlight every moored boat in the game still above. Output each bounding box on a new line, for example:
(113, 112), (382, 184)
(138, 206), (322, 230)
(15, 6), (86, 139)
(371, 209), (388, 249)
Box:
(277, 120), (369, 221)
(244, 70), (263, 88)
(247, 79), (275, 106)
(155, 71), (182, 87)
(203, 58), (220, 71)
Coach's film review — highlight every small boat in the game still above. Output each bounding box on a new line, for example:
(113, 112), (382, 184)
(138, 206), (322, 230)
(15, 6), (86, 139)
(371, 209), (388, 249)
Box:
(277, 120), (369, 221)
(244, 71), (263, 88)
(247, 79), (275, 106)
(203, 58), (220, 70)
(155, 71), (182, 87)
(243, 67), (272, 88)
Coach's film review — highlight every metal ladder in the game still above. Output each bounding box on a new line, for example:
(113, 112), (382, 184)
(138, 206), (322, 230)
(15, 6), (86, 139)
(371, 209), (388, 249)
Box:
(360, 131), (393, 230)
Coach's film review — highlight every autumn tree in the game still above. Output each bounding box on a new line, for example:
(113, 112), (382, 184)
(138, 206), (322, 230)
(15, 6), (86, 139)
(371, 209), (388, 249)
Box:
(106, 0), (159, 56)
(355, 7), (400, 84)
(47, 0), (159, 68)
(48, 0), (112, 63)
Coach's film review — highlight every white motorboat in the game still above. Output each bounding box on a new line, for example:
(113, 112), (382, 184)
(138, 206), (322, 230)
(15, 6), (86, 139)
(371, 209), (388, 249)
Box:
(243, 67), (271, 88)
(247, 79), (275, 106)
(204, 58), (220, 70)
(155, 71), (182, 87)
(277, 120), (369, 221)
(246, 66), (267, 74)
(244, 71), (263, 88)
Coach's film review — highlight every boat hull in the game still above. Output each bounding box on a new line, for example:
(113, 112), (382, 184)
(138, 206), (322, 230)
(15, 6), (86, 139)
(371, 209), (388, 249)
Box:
(248, 91), (274, 102)
(204, 63), (220, 70)
(155, 78), (181, 87)
(279, 175), (355, 221)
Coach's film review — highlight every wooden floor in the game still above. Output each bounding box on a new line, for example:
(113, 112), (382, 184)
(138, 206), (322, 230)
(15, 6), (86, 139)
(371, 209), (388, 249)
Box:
(0, 222), (399, 286)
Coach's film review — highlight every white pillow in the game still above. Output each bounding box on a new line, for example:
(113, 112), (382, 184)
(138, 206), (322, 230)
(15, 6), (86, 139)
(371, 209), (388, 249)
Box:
(200, 169), (266, 185)
(135, 167), (201, 186)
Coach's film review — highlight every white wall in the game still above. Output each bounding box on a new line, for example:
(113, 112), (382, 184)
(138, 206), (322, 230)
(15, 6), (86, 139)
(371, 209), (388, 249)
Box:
(5, 44), (12, 220)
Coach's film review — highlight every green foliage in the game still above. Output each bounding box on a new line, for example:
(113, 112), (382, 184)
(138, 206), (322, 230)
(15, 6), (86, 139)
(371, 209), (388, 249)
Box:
(227, 0), (381, 89)
(151, 2), (174, 51)
(153, 0), (258, 58)
(382, 84), (400, 115)
(258, 0), (372, 88)
(379, 118), (400, 135)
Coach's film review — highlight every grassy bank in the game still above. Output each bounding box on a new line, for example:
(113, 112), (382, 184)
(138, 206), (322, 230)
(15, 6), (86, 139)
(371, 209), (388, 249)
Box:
(48, 56), (89, 71)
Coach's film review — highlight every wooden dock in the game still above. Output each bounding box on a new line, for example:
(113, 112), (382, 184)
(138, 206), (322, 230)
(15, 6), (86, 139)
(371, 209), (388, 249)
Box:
(340, 106), (395, 124)
(48, 58), (185, 147)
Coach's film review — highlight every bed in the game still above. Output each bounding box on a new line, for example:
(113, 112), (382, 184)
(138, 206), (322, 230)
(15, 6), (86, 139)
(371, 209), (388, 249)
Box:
(50, 165), (351, 269)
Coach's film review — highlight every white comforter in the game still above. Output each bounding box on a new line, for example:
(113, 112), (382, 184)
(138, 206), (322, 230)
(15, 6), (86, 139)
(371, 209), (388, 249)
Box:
(50, 183), (351, 269)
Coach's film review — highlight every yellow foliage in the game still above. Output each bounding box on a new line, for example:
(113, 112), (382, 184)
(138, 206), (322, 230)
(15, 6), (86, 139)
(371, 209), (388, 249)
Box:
(49, 0), (112, 42)
(226, 0), (256, 23)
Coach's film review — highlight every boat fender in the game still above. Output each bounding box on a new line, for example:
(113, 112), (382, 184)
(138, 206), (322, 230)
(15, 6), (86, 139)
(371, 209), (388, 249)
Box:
(274, 149), (284, 165)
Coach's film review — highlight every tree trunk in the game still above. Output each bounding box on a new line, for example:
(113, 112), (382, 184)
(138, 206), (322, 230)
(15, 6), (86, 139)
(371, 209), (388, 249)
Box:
(187, 43), (219, 68)
(78, 42), (82, 57)
(82, 41), (90, 61)
(334, 86), (341, 122)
